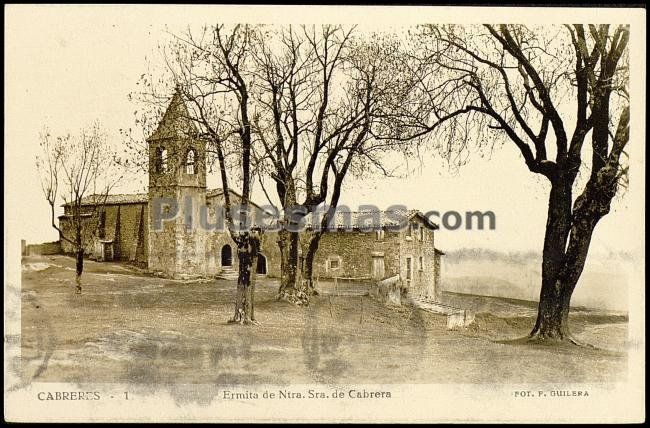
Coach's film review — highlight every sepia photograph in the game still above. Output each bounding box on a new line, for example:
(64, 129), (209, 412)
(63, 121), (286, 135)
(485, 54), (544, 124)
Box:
(4, 4), (645, 423)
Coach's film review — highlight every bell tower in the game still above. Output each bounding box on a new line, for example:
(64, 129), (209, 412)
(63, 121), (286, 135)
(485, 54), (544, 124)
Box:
(147, 89), (208, 277)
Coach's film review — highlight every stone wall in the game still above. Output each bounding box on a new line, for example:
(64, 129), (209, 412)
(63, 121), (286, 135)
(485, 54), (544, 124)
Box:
(433, 251), (442, 301)
(59, 202), (148, 264)
(260, 232), (281, 277)
(59, 215), (98, 255)
(203, 192), (281, 278)
(26, 241), (62, 256)
(307, 229), (401, 280)
(397, 218), (437, 299)
(148, 187), (209, 278)
(58, 190), (441, 296)
(175, 189), (209, 277)
(104, 203), (148, 263)
(294, 217), (439, 298)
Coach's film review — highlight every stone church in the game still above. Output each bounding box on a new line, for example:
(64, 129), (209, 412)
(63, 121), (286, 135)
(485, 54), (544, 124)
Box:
(58, 92), (444, 299)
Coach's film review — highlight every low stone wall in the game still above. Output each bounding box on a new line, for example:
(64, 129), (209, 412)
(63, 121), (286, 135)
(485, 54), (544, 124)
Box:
(446, 310), (475, 329)
(409, 297), (475, 329)
(26, 241), (62, 256)
(372, 275), (403, 305)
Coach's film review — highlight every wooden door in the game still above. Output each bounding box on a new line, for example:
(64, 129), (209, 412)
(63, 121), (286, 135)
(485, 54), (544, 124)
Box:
(372, 256), (385, 280)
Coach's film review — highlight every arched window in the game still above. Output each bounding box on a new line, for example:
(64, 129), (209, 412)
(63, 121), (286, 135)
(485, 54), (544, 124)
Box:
(186, 148), (196, 175)
(160, 148), (168, 172)
(221, 244), (232, 267)
(154, 147), (162, 173)
(155, 147), (168, 173)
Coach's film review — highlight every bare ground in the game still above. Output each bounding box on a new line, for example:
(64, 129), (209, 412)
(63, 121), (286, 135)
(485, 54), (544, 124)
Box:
(18, 255), (628, 385)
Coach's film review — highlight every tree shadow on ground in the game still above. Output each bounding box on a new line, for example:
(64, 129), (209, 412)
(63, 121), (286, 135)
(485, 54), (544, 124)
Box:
(493, 336), (625, 358)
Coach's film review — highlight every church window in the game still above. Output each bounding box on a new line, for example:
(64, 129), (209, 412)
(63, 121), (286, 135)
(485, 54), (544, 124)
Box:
(155, 147), (168, 173)
(186, 148), (196, 175)
(161, 148), (168, 172)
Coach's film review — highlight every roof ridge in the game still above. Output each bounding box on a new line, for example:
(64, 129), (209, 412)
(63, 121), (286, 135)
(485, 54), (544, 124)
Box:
(147, 90), (200, 141)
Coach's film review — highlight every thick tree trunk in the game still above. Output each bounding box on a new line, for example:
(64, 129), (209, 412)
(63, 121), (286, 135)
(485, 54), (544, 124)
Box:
(277, 229), (308, 305)
(531, 178), (573, 340)
(250, 258), (257, 322)
(531, 224), (597, 340)
(277, 229), (300, 294)
(277, 201), (309, 304)
(75, 248), (84, 276)
(531, 176), (610, 341)
(74, 246), (83, 294)
(303, 233), (322, 296)
(275, 180), (309, 304)
(230, 234), (259, 324)
(530, 276), (575, 340)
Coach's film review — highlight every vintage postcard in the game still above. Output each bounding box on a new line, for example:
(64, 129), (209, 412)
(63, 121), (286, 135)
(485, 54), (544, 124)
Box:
(4, 4), (646, 423)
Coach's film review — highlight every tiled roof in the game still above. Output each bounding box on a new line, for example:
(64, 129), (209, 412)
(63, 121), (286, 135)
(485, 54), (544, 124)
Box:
(301, 210), (439, 231)
(66, 188), (261, 207)
(70, 193), (148, 206)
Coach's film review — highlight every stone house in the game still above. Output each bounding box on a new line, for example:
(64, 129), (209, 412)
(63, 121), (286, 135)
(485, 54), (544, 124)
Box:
(59, 193), (148, 264)
(58, 91), (444, 299)
(302, 211), (441, 299)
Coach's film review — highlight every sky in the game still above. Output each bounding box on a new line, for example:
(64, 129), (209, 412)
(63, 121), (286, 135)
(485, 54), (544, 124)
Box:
(4, 5), (645, 257)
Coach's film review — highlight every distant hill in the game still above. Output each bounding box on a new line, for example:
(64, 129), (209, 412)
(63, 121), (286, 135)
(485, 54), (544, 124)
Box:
(441, 249), (633, 312)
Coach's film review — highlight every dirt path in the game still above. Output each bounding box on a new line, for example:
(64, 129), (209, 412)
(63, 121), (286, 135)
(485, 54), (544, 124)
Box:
(19, 255), (628, 385)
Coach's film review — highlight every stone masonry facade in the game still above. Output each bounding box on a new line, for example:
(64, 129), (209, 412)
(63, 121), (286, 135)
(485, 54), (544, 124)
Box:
(58, 91), (444, 299)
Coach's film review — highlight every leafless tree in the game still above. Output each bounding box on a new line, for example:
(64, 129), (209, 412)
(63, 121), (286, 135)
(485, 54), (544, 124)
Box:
(250, 26), (427, 302)
(129, 24), (263, 323)
(413, 24), (629, 341)
(181, 24), (262, 323)
(36, 122), (121, 292)
(130, 24), (426, 311)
